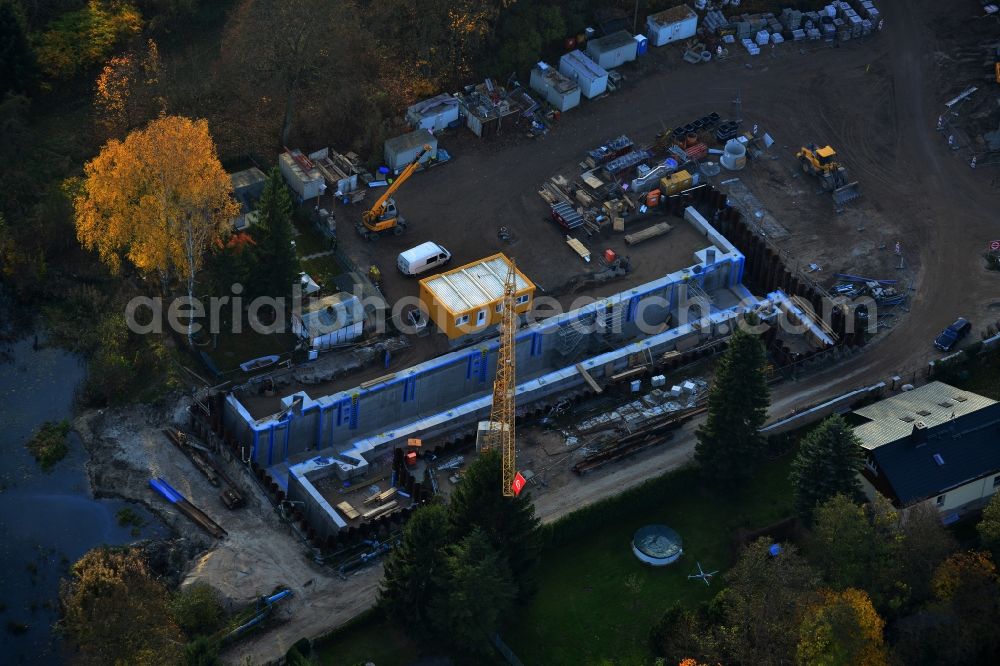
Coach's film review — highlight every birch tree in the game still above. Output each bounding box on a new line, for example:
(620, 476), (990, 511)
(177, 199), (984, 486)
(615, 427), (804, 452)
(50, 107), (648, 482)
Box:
(74, 115), (238, 343)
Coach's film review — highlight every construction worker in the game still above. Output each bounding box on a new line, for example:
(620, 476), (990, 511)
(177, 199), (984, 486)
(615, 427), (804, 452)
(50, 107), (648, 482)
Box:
(752, 123), (759, 136)
(971, 156), (977, 169)
(948, 134), (956, 148)
(936, 115), (944, 131)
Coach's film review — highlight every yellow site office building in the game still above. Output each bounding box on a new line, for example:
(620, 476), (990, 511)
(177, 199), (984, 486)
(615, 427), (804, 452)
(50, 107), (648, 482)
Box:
(418, 253), (535, 339)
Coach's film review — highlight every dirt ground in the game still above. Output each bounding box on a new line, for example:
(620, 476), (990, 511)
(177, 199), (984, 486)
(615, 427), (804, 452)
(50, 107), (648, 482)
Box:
(327, 3), (998, 386)
(78, 2), (1000, 663)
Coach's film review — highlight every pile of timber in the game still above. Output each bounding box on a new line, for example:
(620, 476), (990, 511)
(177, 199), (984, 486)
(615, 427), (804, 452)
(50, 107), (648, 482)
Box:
(624, 222), (672, 246)
(363, 487), (397, 505)
(572, 405), (706, 475)
(361, 500), (399, 521)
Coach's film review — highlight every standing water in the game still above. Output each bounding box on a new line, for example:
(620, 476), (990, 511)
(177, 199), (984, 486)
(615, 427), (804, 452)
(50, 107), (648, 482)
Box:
(0, 336), (169, 664)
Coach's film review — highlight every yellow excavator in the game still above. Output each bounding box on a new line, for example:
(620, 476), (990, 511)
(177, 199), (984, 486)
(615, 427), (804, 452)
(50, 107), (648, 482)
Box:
(356, 144), (431, 240)
(796, 143), (861, 205)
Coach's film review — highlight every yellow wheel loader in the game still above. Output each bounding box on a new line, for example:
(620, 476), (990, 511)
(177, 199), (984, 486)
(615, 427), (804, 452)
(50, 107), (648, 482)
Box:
(796, 144), (861, 206)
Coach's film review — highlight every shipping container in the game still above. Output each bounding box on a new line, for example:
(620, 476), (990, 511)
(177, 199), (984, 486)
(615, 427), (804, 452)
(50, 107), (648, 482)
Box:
(558, 50), (609, 99)
(529, 62), (581, 112)
(646, 4), (698, 47)
(586, 30), (638, 69)
(384, 130), (438, 174)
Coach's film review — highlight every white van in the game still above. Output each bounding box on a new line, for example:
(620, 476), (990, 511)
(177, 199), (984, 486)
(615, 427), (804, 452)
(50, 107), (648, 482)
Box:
(397, 241), (452, 276)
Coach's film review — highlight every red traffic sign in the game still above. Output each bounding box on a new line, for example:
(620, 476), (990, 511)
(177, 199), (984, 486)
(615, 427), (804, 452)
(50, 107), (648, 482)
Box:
(990, 240), (1000, 252)
(511, 472), (527, 497)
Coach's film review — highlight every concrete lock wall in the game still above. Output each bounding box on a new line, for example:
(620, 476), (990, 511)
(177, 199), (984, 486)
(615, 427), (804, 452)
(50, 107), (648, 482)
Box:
(224, 207), (749, 469)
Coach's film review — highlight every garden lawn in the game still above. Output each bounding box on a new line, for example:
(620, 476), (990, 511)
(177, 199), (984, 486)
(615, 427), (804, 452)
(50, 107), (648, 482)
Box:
(504, 454), (796, 665)
(301, 254), (344, 291)
(315, 609), (416, 666)
(293, 217), (332, 257)
(951, 349), (1000, 400)
(201, 327), (296, 375)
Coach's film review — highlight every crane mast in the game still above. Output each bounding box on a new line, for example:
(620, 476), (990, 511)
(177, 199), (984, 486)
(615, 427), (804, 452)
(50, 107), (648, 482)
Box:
(482, 258), (518, 497)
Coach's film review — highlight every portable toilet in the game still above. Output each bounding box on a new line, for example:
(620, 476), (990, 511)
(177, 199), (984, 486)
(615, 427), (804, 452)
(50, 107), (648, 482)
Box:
(634, 34), (649, 56)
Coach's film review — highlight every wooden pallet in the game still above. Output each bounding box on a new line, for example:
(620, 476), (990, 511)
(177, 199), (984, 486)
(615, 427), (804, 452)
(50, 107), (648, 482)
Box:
(565, 236), (591, 262)
(336, 501), (360, 520)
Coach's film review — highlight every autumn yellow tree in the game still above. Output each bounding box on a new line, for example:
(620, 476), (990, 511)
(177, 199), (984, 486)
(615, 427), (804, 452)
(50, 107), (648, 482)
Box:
(36, 0), (142, 80)
(74, 115), (239, 341)
(94, 38), (164, 139)
(797, 588), (887, 666)
(60, 546), (184, 666)
(932, 550), (998, 600)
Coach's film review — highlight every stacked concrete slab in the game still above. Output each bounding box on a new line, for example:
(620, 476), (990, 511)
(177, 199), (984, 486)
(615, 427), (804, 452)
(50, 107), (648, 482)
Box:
(702, 9), (729, 33)
(700, 1), (876, 43)
(781, 8), (803, 31)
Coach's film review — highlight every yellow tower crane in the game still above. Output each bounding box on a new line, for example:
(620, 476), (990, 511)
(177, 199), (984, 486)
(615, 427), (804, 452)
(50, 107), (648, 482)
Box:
(481, 258), (520, 497)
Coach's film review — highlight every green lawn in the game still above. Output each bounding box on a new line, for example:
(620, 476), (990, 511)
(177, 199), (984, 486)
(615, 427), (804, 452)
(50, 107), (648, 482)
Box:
(301, 254), (344, 291)
(314, 610), (416, 666)
(200, 326), (296, 375)
(293, 217), (333, 256)
(951, 349), (1000, 400)
(504, 456), (796, 665)
(312, 454), (797, 666)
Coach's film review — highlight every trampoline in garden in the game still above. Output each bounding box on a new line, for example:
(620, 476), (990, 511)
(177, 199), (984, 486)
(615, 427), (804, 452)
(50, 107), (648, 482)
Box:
(632, 524), (683, 566)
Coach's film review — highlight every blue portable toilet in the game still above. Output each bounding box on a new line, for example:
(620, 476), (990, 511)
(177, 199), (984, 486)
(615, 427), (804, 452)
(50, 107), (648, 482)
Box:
(634, 34), (649, 56)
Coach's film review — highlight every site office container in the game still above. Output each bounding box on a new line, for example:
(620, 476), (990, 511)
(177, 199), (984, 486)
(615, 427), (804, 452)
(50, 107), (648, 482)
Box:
(418, 254), (535, 339)
(558, 50), (609, 99)
(646, 5), (698, 47)
(406, 94), (460, 132)
(529, 62), (581, 112)
(384, 130), (439, 174)
(279, 150), (324, 201)
(291, 293), (364, 351)
(586, 30), (638, 69)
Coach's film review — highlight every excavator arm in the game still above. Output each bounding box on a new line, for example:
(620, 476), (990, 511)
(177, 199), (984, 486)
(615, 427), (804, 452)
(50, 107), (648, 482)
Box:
(363, 144), (432, 225)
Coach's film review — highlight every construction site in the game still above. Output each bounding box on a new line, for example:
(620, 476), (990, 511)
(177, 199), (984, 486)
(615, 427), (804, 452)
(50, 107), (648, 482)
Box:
(63, 1), (1000, 662)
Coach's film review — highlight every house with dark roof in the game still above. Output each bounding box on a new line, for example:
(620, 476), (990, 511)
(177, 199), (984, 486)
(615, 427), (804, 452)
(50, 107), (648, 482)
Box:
(853, 382), (1000, 521)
